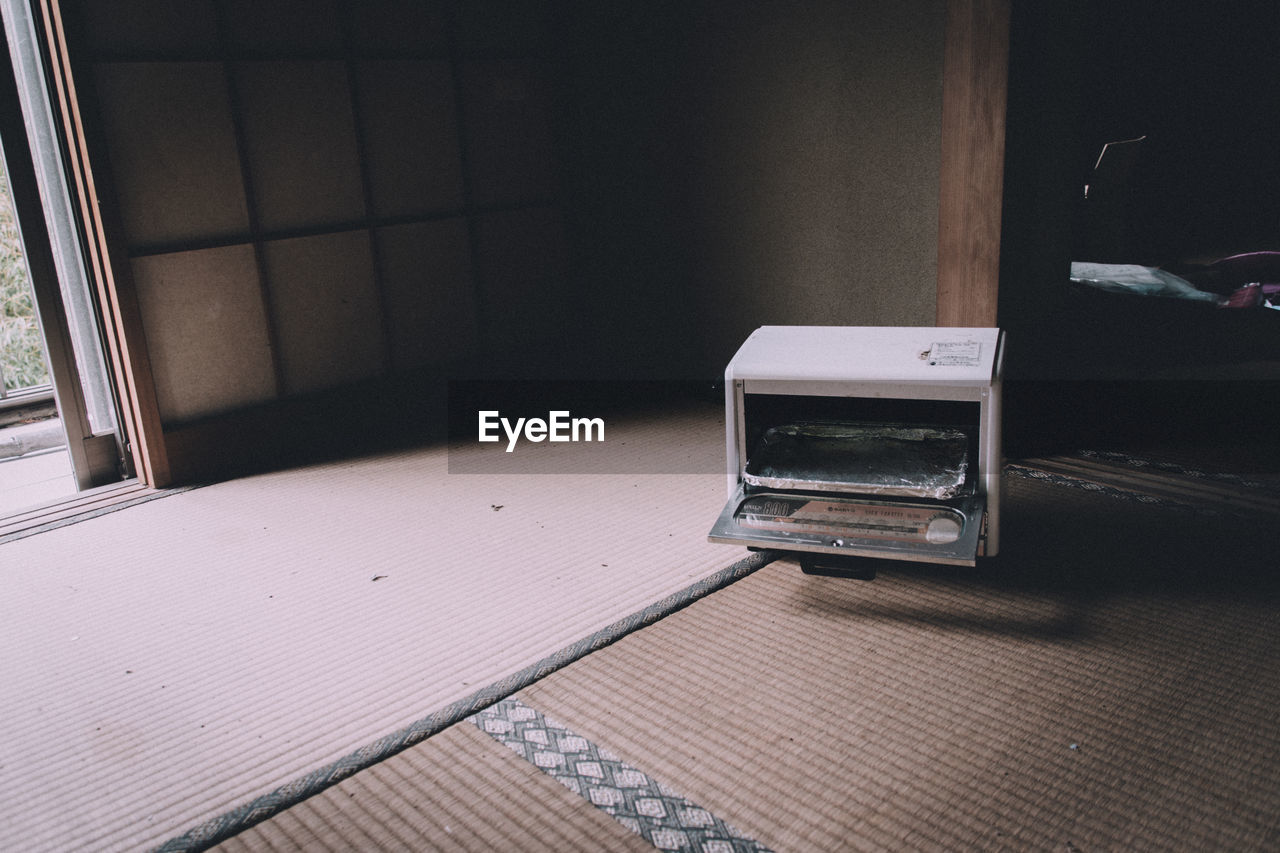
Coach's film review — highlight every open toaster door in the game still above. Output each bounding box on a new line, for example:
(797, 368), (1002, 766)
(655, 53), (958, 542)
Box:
(708, 485), (988, 566)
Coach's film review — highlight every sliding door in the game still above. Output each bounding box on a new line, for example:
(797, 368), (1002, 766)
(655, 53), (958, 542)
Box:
(1, 0), (125, 489)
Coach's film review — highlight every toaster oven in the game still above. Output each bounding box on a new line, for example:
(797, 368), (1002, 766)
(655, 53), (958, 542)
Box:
(708, 326), (1004, 572)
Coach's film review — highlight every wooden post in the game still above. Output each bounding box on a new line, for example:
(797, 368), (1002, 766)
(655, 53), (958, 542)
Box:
(936, 0), (1010, 328)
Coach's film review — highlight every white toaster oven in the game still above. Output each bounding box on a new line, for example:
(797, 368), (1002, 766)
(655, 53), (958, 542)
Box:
(708, 326), (1004, 572)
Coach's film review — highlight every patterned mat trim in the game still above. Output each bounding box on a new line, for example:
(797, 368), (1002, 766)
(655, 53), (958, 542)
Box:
(1004, 463), (1208, 511)
(153, 549), (779, 852)
(475, 696), (771, 852)
(1075, 449), (1280, 496)
(1008, 452), (1280, 518)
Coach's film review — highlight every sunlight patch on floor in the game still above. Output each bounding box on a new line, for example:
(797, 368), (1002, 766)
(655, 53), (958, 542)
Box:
(0, 447), (75, 516)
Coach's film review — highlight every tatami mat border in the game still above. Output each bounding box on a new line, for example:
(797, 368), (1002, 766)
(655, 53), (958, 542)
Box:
(1075, 448), (1280, 494)
(154, 549), (780, 852)
(475, 695), (772, 852)
(0, 484), (202, 544)
(1005, 463), (1209, 512)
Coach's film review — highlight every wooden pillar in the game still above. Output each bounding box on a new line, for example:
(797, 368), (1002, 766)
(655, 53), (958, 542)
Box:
(936, 0), (1010, 328)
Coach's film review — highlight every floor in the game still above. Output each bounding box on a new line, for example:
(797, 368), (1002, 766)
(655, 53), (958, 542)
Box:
(0, 401), (756, 853)
(7, 388), (1279, 851)
(211, 463), (1280, 852)
(0, 410), (77, 517)
(0, 445), (76, 517)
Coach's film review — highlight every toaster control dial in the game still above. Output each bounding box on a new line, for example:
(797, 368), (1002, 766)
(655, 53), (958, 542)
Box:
(925, 514), (963, 544)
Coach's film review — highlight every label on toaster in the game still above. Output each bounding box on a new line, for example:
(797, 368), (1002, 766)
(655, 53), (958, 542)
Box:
(736, 494), (963, 544)
(925, 341), (981, 366)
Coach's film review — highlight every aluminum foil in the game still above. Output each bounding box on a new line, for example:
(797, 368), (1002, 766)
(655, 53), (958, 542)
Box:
(742, 422), (971, 499)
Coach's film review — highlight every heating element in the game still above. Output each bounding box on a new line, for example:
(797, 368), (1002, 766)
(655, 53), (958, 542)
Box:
(708, 326), (1004, 569)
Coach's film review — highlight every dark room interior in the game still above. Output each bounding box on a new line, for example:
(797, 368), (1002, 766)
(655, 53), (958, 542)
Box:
(998, 0), (1280, 459)
(47, 0), (958, 484)
(2, 2), (1279, 851)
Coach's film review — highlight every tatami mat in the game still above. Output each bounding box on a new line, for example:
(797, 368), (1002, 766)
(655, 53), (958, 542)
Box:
(0, 401), (754, 852)
(212, 721), (655, 853)
(9, 398), (1279, 851)
(221, 468), (1280, 851)
(522, 474), (1280, 850)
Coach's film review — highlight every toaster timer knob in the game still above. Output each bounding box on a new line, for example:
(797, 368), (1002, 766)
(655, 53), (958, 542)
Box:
(925, 515), (963, 544)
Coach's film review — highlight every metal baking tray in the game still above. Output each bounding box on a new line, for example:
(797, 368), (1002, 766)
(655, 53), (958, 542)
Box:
(742, 422), (971, 500)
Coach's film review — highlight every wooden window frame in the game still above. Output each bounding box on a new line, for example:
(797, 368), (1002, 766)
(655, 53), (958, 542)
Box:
(34, 0), (170, 486)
